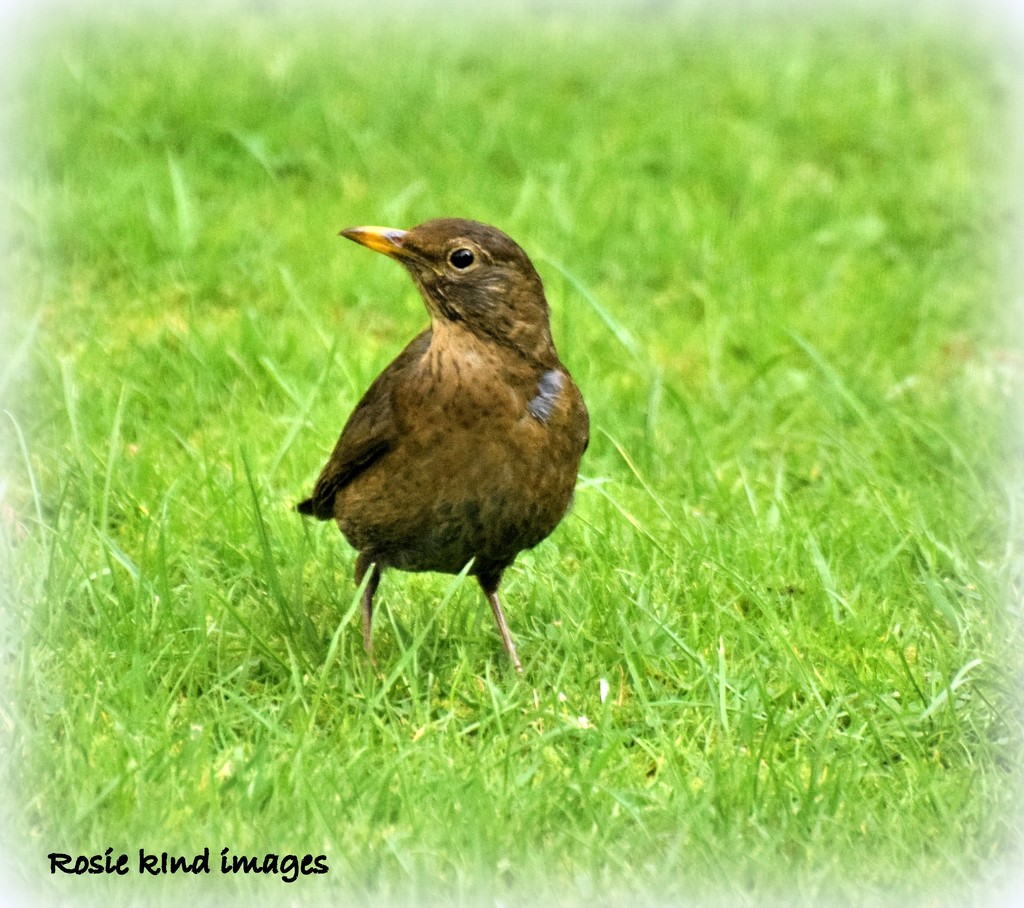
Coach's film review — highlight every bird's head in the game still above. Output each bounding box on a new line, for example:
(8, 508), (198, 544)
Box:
(340, 218), (555, 363)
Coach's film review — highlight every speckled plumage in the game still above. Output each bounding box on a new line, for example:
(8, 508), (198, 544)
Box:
(298, 218), (588, 672)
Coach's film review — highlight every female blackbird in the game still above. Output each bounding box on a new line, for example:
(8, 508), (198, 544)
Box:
(297, 218), (589, 672)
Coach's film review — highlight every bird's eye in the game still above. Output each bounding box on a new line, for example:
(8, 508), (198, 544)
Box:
(449, 248), (475, 269)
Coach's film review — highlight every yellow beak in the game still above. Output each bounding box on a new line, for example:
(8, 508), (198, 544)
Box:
(339, 225), (410, 260)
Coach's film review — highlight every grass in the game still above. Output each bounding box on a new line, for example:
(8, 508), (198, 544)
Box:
(1, 2), (1023, 905)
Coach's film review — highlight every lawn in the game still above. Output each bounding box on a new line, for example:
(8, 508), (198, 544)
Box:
(1, 2), (1022, 905)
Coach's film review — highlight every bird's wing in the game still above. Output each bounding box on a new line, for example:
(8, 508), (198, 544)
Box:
(297, 328), (431, 520)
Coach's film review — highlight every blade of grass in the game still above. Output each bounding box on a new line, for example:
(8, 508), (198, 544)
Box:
(241, 448), (310, 686)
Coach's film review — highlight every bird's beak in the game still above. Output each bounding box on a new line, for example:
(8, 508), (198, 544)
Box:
(339, 226), (411, 261)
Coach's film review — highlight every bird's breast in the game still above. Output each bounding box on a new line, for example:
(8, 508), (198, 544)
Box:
(407, 341), (529, 428)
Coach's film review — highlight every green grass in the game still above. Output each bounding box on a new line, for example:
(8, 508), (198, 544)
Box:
(2, 2), (1023, 905)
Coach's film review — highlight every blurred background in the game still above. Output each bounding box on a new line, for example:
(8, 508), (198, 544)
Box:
(1, 2), (1022, 906)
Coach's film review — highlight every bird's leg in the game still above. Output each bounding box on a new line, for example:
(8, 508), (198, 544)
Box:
(486, 590), (523, 674)
(361, 566), (381, 657)
(477, 574), (523, 673)
(354, 553), (382, 659)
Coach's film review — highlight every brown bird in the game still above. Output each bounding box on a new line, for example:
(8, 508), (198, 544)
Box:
(297, 218), (589, 672)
